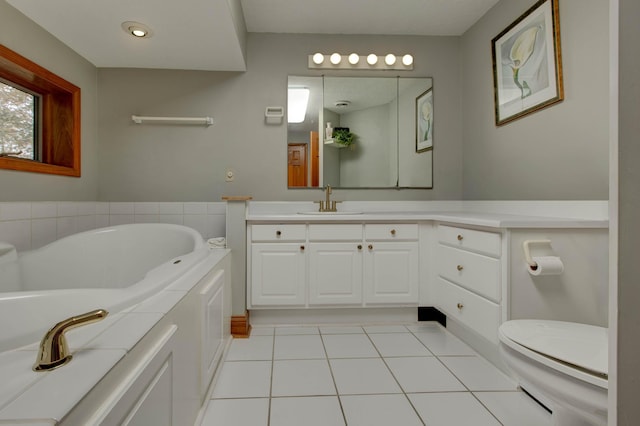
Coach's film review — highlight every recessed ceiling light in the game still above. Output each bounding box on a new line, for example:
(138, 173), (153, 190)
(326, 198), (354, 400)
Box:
(121, 21), (153, 38)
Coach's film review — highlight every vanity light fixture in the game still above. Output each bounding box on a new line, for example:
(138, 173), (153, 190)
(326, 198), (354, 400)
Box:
(287, 87), (309, 123)
(402, 54), (414, 66)
(385, 54), (397, 66)
(308, 53), (413, 70)
(121, 21), (153, 38)
(312, 53), (325, 65)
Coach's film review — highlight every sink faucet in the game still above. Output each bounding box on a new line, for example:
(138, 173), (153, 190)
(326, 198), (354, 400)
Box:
(33, 309), (108, 371)
(315, 185), (341, 212)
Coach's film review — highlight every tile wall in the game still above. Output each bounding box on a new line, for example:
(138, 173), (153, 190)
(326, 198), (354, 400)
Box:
(0, 202), (226, 251)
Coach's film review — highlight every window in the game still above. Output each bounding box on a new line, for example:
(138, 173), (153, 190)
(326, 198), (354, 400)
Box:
(0, 44), (81, 177)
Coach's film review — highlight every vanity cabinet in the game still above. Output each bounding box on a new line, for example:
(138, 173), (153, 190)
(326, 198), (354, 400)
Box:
(363, 224), (419, 304)
(434, 225), (503, 343)
(308, 224), (363, 305)
(248, 222), (419, 308)
(250, 224), (306, 306)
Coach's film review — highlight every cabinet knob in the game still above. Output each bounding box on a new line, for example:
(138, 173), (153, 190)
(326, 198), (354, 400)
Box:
(368, 244), (373, 250)
(276, 230), (282, 237)
(300, 245), (305, 251)
(357, 244), (362, 250)
(390, 229), (396, 236)
(457, 265), (464, 271)
(457, 303), (464, 310)
(457, 234), (463, 241)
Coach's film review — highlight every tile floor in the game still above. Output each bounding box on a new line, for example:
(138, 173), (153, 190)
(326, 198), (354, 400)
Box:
(200, 322), (552, 426)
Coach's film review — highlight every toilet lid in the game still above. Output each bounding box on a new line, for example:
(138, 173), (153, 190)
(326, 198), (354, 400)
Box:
(499, 320), (608, 376)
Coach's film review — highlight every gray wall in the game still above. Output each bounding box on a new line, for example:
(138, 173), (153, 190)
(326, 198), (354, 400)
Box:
(617, 0), (639, 422)
(460, 0), (609, 200)
(0, 1), (98, 201)
(97, 33), (463, 201)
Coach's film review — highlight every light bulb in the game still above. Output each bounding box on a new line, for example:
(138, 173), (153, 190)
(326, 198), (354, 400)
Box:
(385, 54), (397, 66)
(330, 53), (341, 65)
(367, 54), (378, 65)
(402, 54), (414, 66)
(348, 53), (360, 65)
(312, 53), (324, 65)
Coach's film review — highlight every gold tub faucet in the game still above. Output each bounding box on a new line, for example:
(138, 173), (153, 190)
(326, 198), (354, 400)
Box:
(33, 309), (109, 371)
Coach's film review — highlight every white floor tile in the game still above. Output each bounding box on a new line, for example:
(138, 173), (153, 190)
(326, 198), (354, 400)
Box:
(225, 336), (273, 361)
(363, 325), (410, 333)
(274, 335), (326, 359)
(271, 359), (336, 397)
(405, 322), (441, 333)
(270, 396), (345, 426)
(368, 333), (432, 357)
(439, 356), (517, 391)
(211, 361), (272, 398)
(201, 398), (269, 426)
(385, 357), (466, 393)
(330, 358), (401, 395)
(341, 394), (423, 426)
(412, 326), (477, 356)
(250, 326), (275, 336)
(474, 391), (553, 426)
(323, 334), (379, 358)
(275, 326), (320, 335)
(409, 392), (501, 426)
(320, 325), (365, 334)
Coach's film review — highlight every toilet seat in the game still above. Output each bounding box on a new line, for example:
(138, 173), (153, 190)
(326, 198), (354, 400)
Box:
(499, 320), (608, 389)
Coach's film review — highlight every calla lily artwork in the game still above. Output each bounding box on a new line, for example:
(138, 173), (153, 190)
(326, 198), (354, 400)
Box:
(492, 0), (564, 126)
(416, 88), (433, 153)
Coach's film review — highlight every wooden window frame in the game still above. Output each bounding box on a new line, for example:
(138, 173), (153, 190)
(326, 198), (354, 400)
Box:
(0, 44), (81, 177)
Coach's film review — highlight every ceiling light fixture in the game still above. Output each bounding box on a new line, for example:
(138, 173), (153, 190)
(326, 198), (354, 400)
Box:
(121, 21), (153, 38)
(287, 87), (309, 123)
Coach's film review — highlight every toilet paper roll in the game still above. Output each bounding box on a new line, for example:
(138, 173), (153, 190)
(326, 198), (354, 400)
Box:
(528, 256), (564, 276)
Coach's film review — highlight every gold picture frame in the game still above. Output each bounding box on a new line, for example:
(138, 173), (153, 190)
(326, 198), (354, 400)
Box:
(492, 0), (564, 126)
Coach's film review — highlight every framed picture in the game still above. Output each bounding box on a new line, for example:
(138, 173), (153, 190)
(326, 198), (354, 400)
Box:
(416, 88), (433, 153)
(492, 0), (563, 126)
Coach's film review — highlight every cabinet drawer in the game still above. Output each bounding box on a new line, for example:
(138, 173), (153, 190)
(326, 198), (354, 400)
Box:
(309, 224), (363, 241)
(434, 277), (500, 344)
(365, 224), (418, 241)
(436, 244), (501, 302)
(437, 225), (501, 257)
(252, 224), (306, 242)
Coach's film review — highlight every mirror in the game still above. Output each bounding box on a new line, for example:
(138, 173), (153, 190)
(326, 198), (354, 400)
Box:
(287, 76), (433, 189)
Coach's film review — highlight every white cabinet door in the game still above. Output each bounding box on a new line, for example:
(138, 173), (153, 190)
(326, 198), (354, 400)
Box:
(251, 243), (306, 306)
(364, 242), (419, 304)
(309, 243), (363, 305)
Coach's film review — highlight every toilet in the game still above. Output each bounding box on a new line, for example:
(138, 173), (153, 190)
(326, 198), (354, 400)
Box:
(498, 320), (608, 426)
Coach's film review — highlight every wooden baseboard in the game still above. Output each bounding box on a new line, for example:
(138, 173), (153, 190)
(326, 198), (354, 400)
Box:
(231, 311), (251, 338)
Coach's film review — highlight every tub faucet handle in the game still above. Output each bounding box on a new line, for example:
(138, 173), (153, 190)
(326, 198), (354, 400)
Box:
(33, 309), (109, 372)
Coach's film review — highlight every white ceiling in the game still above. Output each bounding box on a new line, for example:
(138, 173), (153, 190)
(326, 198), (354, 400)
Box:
(6, 0), (499, 71)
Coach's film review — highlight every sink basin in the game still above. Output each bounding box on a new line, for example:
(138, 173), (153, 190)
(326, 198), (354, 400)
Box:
(297, 211), (362, 215)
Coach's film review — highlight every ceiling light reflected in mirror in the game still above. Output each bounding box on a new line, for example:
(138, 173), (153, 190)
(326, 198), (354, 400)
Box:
(287, 87), (310, 123)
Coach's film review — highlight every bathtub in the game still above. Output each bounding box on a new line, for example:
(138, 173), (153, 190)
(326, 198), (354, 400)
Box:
(0, 223), (209, 353)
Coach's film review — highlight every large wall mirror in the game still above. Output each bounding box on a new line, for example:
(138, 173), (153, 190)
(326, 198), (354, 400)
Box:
(287, 75), (433, 189)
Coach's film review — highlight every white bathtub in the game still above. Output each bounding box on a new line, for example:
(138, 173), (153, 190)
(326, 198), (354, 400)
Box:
(0, 223), (209, 352)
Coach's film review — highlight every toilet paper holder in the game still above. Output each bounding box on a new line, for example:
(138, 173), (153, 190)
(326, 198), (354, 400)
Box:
(522, 240), (552, 268)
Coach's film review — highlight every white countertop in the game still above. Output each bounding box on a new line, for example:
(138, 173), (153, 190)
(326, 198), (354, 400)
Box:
(246, 201), (609, 229)
(0, 249), (230, 425)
